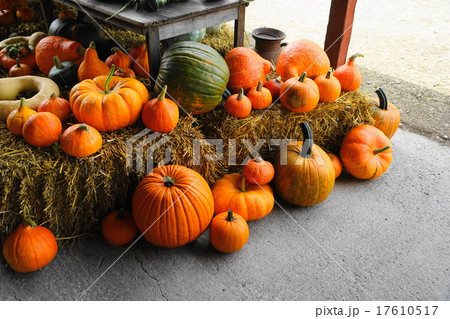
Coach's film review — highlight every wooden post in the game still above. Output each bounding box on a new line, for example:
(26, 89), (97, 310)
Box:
(324, 0), (358, 69)
(146, 27), (161, 88)
(234, 3), (246, 47)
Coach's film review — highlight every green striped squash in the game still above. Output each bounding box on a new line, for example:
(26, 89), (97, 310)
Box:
(155, 41), (230, 115)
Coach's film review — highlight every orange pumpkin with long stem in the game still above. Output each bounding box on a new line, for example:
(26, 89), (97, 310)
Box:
(340, 125), (392, 180)
(280, 72), (320, 113)
(60, 123), (102, 157)
(141, 84), (179, 133)
(3, 218), (58, 273)
(333, 53), (364, 92)
(70, 65), (149, 131)
(38, 93), (71, 122)
(22, 112), (62, 147)
(370, 88), (401, 138)
(209, 209), (249, 253)
(6, 98), (37, 136)
(224, 87), (252, 118)
(211, 173), (274, 221)
(77, 41), (110, 81)
(314, 68), (341, 103)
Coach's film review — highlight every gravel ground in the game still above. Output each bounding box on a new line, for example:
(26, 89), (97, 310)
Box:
(245, 0), (450, 146)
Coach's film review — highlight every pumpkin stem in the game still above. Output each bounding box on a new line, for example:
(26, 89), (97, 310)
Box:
(22, 218), (37, 229)
(163, 175), (175, 187)
(50, 92), (58, 100)
(104, 64), (116, 94)
(78, 123), (90, 132)
(256, 81), (263, 91)
(76, 46), (85, 57)
(158, 85), (168, 101)
(106, 0), (133, 21)
(254, 156), (263, 163)
(373, 145), (391, 155)
(240, 175), (246, 192)
(374, 88), (388, 110)
(226, 209), (235, 222)
(111, 47), (120, 53)
(53, 56), (63, 69)
(89, 41), (96, 49)
(299, 122), (314, 158)
(275, 76), (281, 83)
(117, 208), (126, 219)
(237, 88), (244, 100)
(15, 58), (22, 68)
(19, 97), (26, 108)
(298, 72), (307, 82)
(326, 68), (333, 79)
(348, 53), (364, 64)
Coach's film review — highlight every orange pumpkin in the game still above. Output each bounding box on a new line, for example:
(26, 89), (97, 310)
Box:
(105, 47), (132, 69)
(276, 39), (330, 81)
(314, 68), (341, 103)
(225, 47), (272, 93)
(3, 219), (58, 273)
(340, 125), (392, 180)
(101, 208), (138, 246)
(128, 43), (146, 60)
(113, 66), (135, 79)
(224, 87), (252, 118)
(8, 59), (33, 77)
(132, 165), (214, 248)
(209, 209), (249, 254)
(370, 88), (401, 139)
(274, 122), (335, 207)
(242, 156), (275, 185)
(78, 41), (110, 81)
(211, 173), (274, 221)
(280, 72), (320, 113)
(327, 152), (343, 179)
(6, 98), (37, 136)
(333, 53), (364, 92)
(60, 123), (102, 157)
(264, 77), (282, 100)
(247, 80), (272, 110)
(70, 65), (149, 131)
(132, 48), (149, 78)
(37, 93), (71, 122)
(16, 6), (34, 22)
(141, 85), (179, 133)
(22, 112), (62, 147)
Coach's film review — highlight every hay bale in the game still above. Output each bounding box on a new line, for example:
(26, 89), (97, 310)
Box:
(198, 90), (376, 168)
(0, 117), (224, 238)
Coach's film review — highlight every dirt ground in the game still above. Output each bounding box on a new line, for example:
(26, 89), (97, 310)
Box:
(245, 0), (450, 145)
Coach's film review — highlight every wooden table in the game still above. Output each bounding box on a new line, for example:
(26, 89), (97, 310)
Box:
(39, 0), (246, 82)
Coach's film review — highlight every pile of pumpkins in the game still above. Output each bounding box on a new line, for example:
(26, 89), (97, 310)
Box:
(0, 0), (35, 26)
(0, 12), (401, 273)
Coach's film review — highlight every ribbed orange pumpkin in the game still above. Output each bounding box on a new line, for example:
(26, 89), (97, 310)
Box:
(225, 47), (272, 93)
(70, 66), (149, 131)
(3, 219), (58, 273)
(276, 39), (330, 81)
(247, 80), (272, 110)
(333, 53), (363, 92)
(211, 173), (274, 221)
(209, 209), (249, 253)
(274, 122), (335, 207)
(6, 98), (37, 136)
(101, 208), (138, 246)
(77, 41), (110, 81)
(280, 72), (320, 113)
(60, 123), (102, 157)
(340, 125), (392, 180)
(37, 93), (71, 122)
(314, 68), (341, 103)
(141, 85), (179, 133)
(242, 156), (275, 185)
(327, 152), (343, 179)
(370, 88), (401, 138)
(105, 47), (132, 69)
(224, 87), (252, 118)
(132, 165), (214, 248)
(22, 112), (62, 147)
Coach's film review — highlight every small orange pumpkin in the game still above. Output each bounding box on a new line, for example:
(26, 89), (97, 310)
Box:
(209, 209), (249, 253)
(57, 9), (76, 19)
(77, 41), (110, 81)
(22, 112), (62, 147)
(15, 5), (34, 22)
(113, 66), (136, 79)
(101, 208), (138, 246)
(327, 152), (343, 179)
(242, 156), (275, 185)
(211, 173), (274, 221)
(105, 47), (132, 69)
(224, 87), (252, 118)
(37, 93), (71, 122)
(141, 85), (179, 133)
(8, 58), (33, 77)
(3, 218), (58, 273)
(60, 123), (102, 158)
(340, 125), (392, 180)
(314, 68), (341, 103)
(333, 53), (364, 92)
(247, 80), (272, 110)
(6, 98), (37, 136)
(280, 72), (320, 113)
(128, 43), (146, 60)
(264, 77), (282, 100)
(370, 88), (401, 139)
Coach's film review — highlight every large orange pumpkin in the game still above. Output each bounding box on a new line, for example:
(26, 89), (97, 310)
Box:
(340, 125), (392, 180)
(276, 39), (330, 81)
(132, 165), (214, 248)
(70, 66), (149, 131)
(274, 122), (335, 206)
(211, 173), (274, 221)
(370, 88), (401, 139)
(3, 219), (58, 273)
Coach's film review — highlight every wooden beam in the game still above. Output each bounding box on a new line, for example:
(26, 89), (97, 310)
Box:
(324, 0), (358, 69)
(234, 4), (246, 47)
